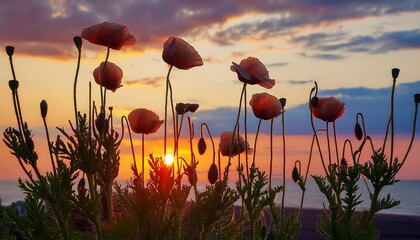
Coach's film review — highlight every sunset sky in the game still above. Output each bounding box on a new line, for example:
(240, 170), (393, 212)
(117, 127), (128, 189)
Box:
(1, 0), (420, 180)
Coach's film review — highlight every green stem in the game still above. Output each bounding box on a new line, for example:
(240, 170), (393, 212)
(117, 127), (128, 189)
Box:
(326, 121), (332, 166)
(252, 119), (262, 165)
(164, 65), (174, 157)
(333, 121), (339, 165)
(400, 102), (418, 167)
(73, 47), (81, 130)
(42, 117), (57, 176)
(269, 119), (274, 189)
(281, 113), (286, 218)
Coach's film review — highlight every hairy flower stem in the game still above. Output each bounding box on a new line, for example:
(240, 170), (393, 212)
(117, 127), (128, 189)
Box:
(142, 133), (145, 186)
(243, 84), (249, 178)
(121, 116), (139, 177)
(326, 122), (332, 166)
(100, 47), (110, 112)
(87, 174), (103, 240)
(42, 117), (57, 176)
(382, 78), (396, 164)
(252, 119), (262, 165)
(281, 113), (287, 218)
(73, 44), (82, 130)
(164, 65), (174, 157)
(400, 101), (419, 167)
(269, 119), (274, 189)
(333, 121), (339, 165)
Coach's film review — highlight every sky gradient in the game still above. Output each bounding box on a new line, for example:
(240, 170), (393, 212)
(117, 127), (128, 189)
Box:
(1, 0), (420, 180)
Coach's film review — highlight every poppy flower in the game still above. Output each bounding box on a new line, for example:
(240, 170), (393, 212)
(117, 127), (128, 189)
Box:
(128, 108), (164, 135)
(81, 22), (135, 50)
(93, 61), (123, 92)
(162, 36), (203, 70)
(219, 131), (252, 157)
(311, 97), (345, 122)
(249, 92), (283, 120)
(230, 57), (275, 89)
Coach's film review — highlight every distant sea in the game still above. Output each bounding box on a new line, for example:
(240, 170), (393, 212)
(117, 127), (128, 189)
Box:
(1, 179), (419, 216)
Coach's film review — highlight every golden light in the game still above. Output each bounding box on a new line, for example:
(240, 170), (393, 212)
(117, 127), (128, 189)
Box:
(164, 154), (174, 166)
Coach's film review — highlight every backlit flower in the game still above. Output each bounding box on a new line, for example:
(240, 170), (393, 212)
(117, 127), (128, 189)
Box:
(81, 22), (135, 50)
(93, 61), (123, 92)
(311, 97), (345, 122)
(230, 57), (275, 89)
(162, 36), (203, 70)
(128, 108), (164, 135)
(249, 92), (283, 120)
(219, 131), (252, 157)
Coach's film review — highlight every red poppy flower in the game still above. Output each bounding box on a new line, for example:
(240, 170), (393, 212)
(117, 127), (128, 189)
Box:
(81, 22), (135, 50)
(311, 97), (345, 122)
(219, 131), (252, 157)
(93, 61), (123, 92)
(230, 57), (275, 89)
(128, 108), (164, 135)
(162, 36), (203, 70)
(249, 92), (283, 120)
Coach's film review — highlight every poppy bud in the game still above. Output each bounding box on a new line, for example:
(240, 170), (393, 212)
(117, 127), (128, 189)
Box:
(95, 112), (109, 134)
(414, 94), (420, 104)
(354, 122), (363, 141)
(187, 166), (197, 186)
(40, 100), (48, 118)
(279, 98), (287, 108)
(73, 36), (82, 51)
(292, 166), (299, 183)
(340, 158), (348, 174)
(5, 46), (15, 57)
(208, 163), (218, 184)
(310, 96), (319, 107)
(186, 103), (199, 113)
(8, 80), (19, 91)
(198, 137), (207, 155)
(391, 68), (400, 79)
(26, 138), (35, 152)
(175, 103), (186, 115)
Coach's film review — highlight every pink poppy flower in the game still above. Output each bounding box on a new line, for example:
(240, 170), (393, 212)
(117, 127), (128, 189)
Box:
(249, 93), (283, 120)
(230, 57), (275, 89)
(219, 131), (252, 157)
(311, 97), (345, 122)
(162, 36), (203, 70)
(81, 22), (135, 50)
(93, 61), (123, 92)
(128, 108), (164, 135)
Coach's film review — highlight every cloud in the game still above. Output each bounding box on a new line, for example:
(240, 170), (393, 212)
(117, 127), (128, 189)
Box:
(266, 62), (288, 67)
(284, 80), (313, 85)
(124, 76), (165, 88)
(293, 29), (420, 54)
(1, 0), (420, 57)
(193, 81), (420, 136)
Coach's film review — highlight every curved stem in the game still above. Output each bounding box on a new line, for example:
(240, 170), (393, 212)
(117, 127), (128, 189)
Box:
(342, 139), (355, 166)
(73, 47), (81, 130)
(120, 116), (138, 177)
(100, 47), (110, 112)
(400, 102), (418, 168)
(281, 113), (287, 218)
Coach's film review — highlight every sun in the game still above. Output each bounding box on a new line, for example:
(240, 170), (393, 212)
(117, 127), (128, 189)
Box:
(164, 154), (174, 166)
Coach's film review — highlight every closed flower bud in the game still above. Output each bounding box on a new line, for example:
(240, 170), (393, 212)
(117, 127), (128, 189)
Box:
(340, 158), (348, 174)
(40, 100), (48, 118)
(175, 103), (186, 115)
(73, 36), (82, 50)
(392, 68), (400, 79)
(6, 46), (15, 56)
(414, 94), (420, 104)
(310, 96), (319, 107)
(186, 103), (199, 113)
(208, 163), (218, 184)
(354, 122), (363, 140)
(279, 98), (287, 108)
(95, 112), (109, 134)
(198, 137), (207, 155)
(8, 80), (19, 91)
(292, 167), (299, 183)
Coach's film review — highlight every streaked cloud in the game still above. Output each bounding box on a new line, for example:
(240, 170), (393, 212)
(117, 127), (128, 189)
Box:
(124, 76), (165, 88)
(1, 0), (419, 57)
(267, 62), (288, 67)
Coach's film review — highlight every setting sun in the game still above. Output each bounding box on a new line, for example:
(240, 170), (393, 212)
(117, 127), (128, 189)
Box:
(164, 154), (174, 166)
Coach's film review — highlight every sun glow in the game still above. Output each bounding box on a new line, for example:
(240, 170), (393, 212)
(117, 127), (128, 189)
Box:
(164, 154), (174, 166)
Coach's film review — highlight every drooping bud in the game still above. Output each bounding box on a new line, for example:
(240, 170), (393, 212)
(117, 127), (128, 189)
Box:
(208, 163), (218, 184)
(292, 166), (299, 183)
(95, 112), (109, 134)
(5, 46), (15, 57)
(40, 100), (48, 118)
(279, 98), (287, 108)
(8, 80), (19, 91)
(198, 137), (207, 155)
(392, 68), (400, 79)
(310, 96), (319, 107)
(73, 36), (82, 51)
(354, 122), (363, 141)
(175, 103), (186, 115)
(414, 94), (420, 104)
